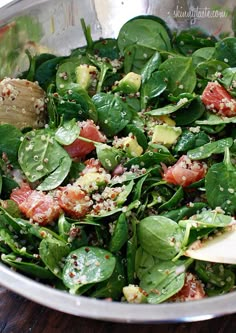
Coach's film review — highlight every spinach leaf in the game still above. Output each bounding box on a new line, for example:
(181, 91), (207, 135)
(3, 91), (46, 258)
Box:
(108, 213), (129, 253)
(62, 246), (116, 294)
(56, 62), (78, 92)
(0, 124), (22, 165)
(141, 71), (167, 108)
(55, 119), (80, 145)
(0, 226), (26, 257)
(126, 218), (138, 284)
(124, 151), (175, 169)
(195, 261), (235, 296)
(124, 96), (141, 114)
(174, 129), (210, 154)
(18, 129), (71, 189)
(192, 47), (215, 68)
(196, 112), (236, 126)
(36, 155), (72, 191)
(174, 97), (205, 126)
(115, 180), (134, 206)
(93, 38), (120, 60)
(145, 181), (174, 209)
(158, 186), (184, 212)
(0, 173), (2, 195)
(118, 16), (172, 54)
(140, 51), (162, 83)
(187, 137), (233, 160)
(159, 56), (196, 96)
(90, 256), (126, 300)
(132, 173), (150, 202)
(92, 93), (132, 137)
(0, 206), (24, 233)
(57, 88), (98, 123)
(196, 60), (229, 80)
(161, 202), (208, 222)
(66, 161), (85, 181)
(137, 215), (183, 260)
(24, 52), (57, 82)
(118, 16), (171, 74)
(0, 206), (62, 241)
(146, 98), (191, 116)
(58, 215), (88, 249)
(140, 259), (189, 304)
(0, 195), (15, 215)
(122, 44), (155, 74)
(214, 37), (236, 67)
(218, 67), (236, 97)
(179, 210), (234, 229)
(173, 28), (216, 56)
(39, 237), (70, 279)
(1, 176), (19, 199)
(205, 148), (236, 215)
(0, 217), (36, 259)
(1, 253), (55, 280)
(135, 246), (159, 280)
(35, 56), (66, 90)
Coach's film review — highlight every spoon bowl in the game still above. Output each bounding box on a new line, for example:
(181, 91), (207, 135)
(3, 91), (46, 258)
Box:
(185, 225), (236, 264)
(0, 78), (46, 129)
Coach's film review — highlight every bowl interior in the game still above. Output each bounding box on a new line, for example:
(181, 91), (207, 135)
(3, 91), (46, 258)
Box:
(0, 0), (236, 323)
(0, 0), (235, 77)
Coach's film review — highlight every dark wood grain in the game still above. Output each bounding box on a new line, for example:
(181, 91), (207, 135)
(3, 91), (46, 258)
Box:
(1, 286), (236, 333)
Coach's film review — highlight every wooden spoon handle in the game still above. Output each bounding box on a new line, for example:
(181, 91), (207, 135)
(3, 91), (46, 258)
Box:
(185, 225), (236, 264)
(0, 78), (46, 129)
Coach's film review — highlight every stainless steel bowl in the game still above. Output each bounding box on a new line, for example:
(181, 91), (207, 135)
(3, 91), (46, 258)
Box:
(0, 0), (236, 323)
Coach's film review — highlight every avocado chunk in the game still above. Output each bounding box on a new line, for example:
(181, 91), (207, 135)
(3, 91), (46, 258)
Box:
(158, 115), (176, 126)
(75, 172), (110, 192)
(114, 72), (141, 94)
(123, 284), (148, 304)
(114, 135), (143, 158)
(75, 64), (98, 91)
(151, 124), (182, 147)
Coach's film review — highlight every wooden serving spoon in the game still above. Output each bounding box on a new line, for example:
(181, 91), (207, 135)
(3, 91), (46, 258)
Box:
(185, 225), (236, 264)
(0, 78), (46, 129)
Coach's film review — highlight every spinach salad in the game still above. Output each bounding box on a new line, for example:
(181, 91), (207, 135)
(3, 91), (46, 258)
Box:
(1, 15), (236, 304)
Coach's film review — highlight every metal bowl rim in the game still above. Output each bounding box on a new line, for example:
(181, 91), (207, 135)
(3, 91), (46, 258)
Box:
(1, 0), (236, 323)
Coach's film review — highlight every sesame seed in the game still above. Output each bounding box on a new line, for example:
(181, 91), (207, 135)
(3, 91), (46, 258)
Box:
(36, 165), (44, 171)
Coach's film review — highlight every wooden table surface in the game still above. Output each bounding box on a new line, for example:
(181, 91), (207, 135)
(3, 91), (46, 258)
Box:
(1, 286), (236, 333)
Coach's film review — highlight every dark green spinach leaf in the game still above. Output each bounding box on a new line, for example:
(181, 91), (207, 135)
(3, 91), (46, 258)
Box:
(159, 56), (196, 96)
(62, 246), (116, 294)
(137, 215), (183, 260)
(92, 93), (132, 137)
(205, 148), (236, 214)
